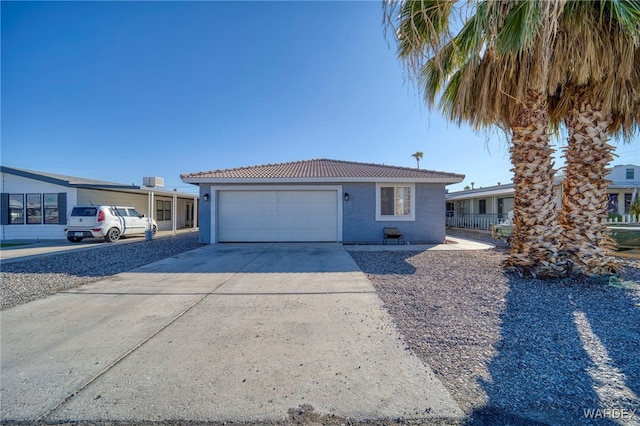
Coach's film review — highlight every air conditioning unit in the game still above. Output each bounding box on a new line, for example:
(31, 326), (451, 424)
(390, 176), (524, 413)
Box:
(143, 177), (165, 188)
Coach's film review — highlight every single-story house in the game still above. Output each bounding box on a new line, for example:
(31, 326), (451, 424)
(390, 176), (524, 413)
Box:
(446, 164), (639, 228)
(181, 159), (464, 244)
(0, 166), (199, 240)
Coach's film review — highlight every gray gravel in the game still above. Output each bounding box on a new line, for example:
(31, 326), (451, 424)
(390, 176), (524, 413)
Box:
(350, 229), (640, 425)
(1, 233), (201, 311)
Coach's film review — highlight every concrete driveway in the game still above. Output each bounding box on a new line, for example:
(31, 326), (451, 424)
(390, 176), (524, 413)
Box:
(1, 243), (463, 423)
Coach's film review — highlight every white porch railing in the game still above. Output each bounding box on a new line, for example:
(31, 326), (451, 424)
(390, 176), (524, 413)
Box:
(446, 215), (506, 231)
(447, 213), (639, 231)
(606, 214), (640, 224)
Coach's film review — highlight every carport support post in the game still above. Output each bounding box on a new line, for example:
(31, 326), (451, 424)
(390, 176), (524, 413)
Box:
(146, 191), (154, 241)
(172, 189), (177, 236)
(193, 195), (198, 230)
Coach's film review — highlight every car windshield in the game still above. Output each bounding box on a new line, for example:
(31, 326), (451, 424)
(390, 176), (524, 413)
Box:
(71, 207), (97, 217)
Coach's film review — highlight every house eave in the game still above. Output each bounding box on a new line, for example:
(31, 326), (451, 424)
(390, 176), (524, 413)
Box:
(446, 187), (515, 200)
(181, 176), (464, 185)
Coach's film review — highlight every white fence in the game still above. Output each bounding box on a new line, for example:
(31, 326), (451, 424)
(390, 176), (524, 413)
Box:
(446, 215), (506, 231)
(606, 214), (639, 224)
(447, 214), (639, 231)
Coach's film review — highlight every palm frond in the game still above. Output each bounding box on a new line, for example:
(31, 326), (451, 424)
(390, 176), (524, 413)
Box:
(496, 1), (539, 54)
(383, 0), (454, 69)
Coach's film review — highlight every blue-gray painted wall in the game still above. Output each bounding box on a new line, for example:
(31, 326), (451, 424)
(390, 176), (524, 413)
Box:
(199, 185), (212, 244)
(197, 182), (446, 244)
(342, 182), (445, 244)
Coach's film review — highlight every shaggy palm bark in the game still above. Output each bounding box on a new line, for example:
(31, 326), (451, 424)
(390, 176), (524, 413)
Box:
(560, 96), (619, 276)
(504, 90), (568, 278)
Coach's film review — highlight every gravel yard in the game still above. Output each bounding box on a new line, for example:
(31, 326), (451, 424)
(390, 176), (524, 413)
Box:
(1, 233), (202, 310)
(2, 229), (639, 425)
(350, 229), (640, 425)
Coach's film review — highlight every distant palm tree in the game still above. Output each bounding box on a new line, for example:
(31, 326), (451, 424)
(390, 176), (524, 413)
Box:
(411, 151), (424, 168)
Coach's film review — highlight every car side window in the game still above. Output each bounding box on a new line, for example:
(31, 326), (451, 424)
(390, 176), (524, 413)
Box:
(129, 208), (143, 217)
(115, 208), (128, 216)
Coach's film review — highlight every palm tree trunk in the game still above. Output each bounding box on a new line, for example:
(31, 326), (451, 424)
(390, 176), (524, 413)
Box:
(560, 93), (620, 276)
(504, 89), (568, 278)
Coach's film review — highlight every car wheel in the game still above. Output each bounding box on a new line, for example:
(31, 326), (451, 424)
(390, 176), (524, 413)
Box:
(104, 227), (121, 242)
(152, 225), (157, 234)
(67, 237), (83, 243)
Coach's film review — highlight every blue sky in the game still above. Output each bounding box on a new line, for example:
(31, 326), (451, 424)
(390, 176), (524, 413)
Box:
(2, 1), (638, 195)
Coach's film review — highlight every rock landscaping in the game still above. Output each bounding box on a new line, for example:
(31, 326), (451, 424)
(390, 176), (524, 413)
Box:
(350, 228), (640, 425)
(1, 233), (202, 310)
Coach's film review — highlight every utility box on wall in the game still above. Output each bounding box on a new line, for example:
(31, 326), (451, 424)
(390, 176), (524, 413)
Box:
(143, 177), (164, 188)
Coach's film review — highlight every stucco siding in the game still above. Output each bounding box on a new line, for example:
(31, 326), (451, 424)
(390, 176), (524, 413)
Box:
(199, 182), (447, 244)
(199, 185), (213, 244)
(343, 182), (446, 244)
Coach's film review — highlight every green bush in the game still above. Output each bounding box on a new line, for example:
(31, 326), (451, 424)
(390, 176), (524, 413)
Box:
(608, 212), (623, 222)
(630, 197), (640, 216)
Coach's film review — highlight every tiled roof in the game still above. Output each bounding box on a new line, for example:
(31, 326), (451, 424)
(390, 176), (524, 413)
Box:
(181, 159), (464, 182)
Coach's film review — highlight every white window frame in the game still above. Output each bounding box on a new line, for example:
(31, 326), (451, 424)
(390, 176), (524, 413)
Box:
(375, 183), (416, 221)
(626, 168), (635, 180)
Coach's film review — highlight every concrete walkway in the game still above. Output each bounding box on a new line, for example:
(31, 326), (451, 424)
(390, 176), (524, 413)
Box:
(345, 236), (494, 252)
(1, 243), (464, 423)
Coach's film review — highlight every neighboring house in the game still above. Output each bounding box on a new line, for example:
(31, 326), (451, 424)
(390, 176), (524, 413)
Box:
(446, 164), (640, 229)
(0, 166), (199, 240)
(181, 159), (464, 244)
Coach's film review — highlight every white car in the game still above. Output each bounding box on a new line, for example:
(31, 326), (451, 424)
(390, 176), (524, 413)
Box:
(64, 205), (157, 243)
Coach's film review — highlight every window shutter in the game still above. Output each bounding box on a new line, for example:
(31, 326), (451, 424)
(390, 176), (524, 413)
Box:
(0, 193), (8, 225)
(58, 193), (67, 225)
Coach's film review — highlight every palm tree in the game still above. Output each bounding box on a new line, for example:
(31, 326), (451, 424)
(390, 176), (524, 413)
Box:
(386, 0), (568, 277)
(411, 151), (424, 168)
(385, 0), (640, 277)
(548, 2), (640, 276)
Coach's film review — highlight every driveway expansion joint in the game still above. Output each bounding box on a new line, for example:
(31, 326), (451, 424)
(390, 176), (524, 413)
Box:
(36, 243), (275, 422)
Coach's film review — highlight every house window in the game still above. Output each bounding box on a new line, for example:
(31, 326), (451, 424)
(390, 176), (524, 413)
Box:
(479, 199), (487, 215)
(446, 202), (454, 217)
(626, 168), (635, 180)
(43, 194), (59, 224)
(9, 194), (24, 224)
(26, 193), (42, 224)
(2, 193), (66, 225)
(376, 184), (415, 221)
(156, 200), (171, 221)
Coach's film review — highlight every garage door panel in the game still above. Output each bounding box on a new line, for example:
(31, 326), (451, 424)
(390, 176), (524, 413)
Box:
(217, 190), (338, 242)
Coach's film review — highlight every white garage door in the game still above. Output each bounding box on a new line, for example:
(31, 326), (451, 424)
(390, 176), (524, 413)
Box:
(217, 190), (338, 242)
